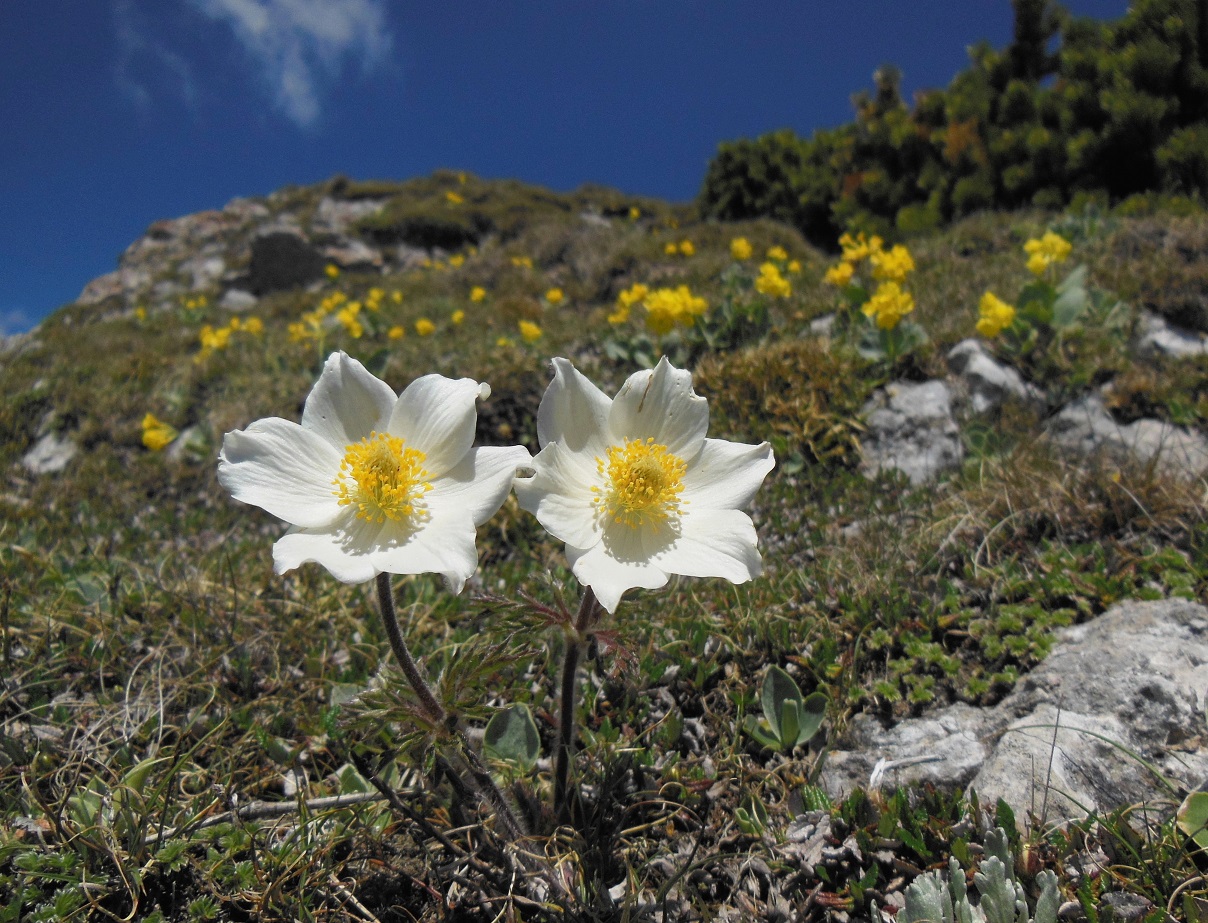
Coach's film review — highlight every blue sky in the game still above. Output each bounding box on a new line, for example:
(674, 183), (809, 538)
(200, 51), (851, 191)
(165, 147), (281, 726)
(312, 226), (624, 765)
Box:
(1, 1), (1128, 334)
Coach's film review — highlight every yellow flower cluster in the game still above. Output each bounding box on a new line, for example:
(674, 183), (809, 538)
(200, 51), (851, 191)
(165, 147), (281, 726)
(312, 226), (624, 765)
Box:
(862, 282), (915, 330)
(870, 244), (916, 283)
(416, 318), (436, 336)
(182, 294), (208, 312)
(824, 262), (854, 287)
(290, 290), (346, 343)
(445, 190), (464, 205)
(196, 315), (263, 362)
(1024, 231), (1072, 276)
(545, 288), (565, 305)
(754, 262), (792, 299)
(325, 264), (340, 280)
(141, 413), (178, 452)
(449, 254), (465, 268)
(839, 232), (883, 263)
(609, 283), (649, 325)
(665, 240), (694, 257)
(766, 245), (788, 261)
(643, 285), (708, 336)
(976, 292), (1016, 338)
(470, 286), (486, 302)
(730, 237), (753, 261)
(629, 206), (641, 220)
(511, 255), (534, 269)
(519, 320), (543, 343)
(451, 309), (466, 326)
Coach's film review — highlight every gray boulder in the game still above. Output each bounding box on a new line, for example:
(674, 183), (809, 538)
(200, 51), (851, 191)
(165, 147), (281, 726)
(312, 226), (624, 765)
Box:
(1135, 310), (1208, 359)
(947, 339), (1043, 414)
(1046, 394), (1208, 478)
(22, 432), (78, 475)
(821, 598), (1208, 825)
(859, 380), (963, 485)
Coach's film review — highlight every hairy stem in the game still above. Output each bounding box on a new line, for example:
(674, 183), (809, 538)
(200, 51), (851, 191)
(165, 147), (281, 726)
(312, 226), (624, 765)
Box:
(554, 587), (601, 825)
(374, 572), (528, 842)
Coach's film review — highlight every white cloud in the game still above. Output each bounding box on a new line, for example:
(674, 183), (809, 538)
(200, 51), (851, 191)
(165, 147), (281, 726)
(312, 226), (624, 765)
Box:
(192, 0), (393, 127)
(0, 307), (35, 337)
(113, 0), (199, 111)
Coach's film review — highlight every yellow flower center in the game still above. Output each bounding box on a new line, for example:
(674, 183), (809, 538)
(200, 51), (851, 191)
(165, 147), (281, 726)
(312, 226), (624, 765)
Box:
(593, 438), (687, 529)
(333, 432), (432, 524)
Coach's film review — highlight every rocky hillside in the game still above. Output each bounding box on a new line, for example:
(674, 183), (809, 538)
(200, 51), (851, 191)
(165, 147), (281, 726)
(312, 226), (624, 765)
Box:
(4, 173), (1208, 920)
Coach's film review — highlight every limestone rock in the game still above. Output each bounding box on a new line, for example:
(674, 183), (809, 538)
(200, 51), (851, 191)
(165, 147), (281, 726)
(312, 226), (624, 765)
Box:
(1046, 394), (1208, 477)
(311, 196), (387, 236)
(821, 598), (1208, 825)
(1134, 311), (1208, 359)
(947, 339), (1043, 413)
(859, 380), (963, 485)
(219, 289), (258, 313)
(22, 432), (78, 475)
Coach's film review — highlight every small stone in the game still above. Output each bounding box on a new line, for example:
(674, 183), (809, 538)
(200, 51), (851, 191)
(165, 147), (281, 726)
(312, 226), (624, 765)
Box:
(21, 432), (77, 475)
(860, 380), (963, 485)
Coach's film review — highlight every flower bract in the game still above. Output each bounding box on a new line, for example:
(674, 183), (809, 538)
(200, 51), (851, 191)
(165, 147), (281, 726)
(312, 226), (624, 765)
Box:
(218, 351), (530, 589)
(514, 357), (775, 613)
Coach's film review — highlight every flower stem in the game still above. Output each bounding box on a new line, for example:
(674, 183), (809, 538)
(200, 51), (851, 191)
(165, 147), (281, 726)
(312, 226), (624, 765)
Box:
(554, 587), (601, 825)
(374, 573), (528, 842)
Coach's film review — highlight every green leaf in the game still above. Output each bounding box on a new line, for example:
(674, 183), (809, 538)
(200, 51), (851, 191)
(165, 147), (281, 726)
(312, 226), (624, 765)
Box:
(761, 665), (803, 745)
(483, 704), (541, 772)
(1177, 791), (1208, 851)
(1052, 264), (1089, 328)
(795, 691), (828, 746)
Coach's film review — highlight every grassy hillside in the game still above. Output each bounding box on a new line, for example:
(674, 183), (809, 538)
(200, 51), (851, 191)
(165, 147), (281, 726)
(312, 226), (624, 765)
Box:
(2, 174), (1208, 920)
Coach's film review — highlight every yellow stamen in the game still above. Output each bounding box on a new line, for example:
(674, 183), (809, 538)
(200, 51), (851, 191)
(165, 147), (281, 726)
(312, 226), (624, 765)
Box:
(333, 432), (432, 524)
(592, 437), (687, 529)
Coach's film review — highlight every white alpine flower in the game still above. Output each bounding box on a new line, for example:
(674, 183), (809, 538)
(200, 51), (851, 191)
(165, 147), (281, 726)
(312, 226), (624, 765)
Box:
(218, 351), (531, 590)
(514, 357), (775, 613)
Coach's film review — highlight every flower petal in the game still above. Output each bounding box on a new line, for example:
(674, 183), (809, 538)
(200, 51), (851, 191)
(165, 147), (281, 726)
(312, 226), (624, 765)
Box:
(608, 357), (708, 458)
(428, 444), (532, 527)
(388, 374), (485, 476)
(536, 358), (614, 462)
(272, 512), (384, 584)
(218, 418), (344, 528)
(301, 351), (397, 448)
(681, 439), (775, 510)
(566, 524), (671, 613)
(369, 509), (480, 593)
(651, 508), (763, 585)
(514, 442), (603, 550)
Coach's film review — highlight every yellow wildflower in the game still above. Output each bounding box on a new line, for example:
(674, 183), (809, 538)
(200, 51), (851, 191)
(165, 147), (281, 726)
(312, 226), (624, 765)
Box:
(496, 336), (514, 347)
(511, 255), (533, 269)
(415, 318), (436, 336)
(838, 232), (883, 263)
(227, 316), (242, 331)
(862, 282), (915, 330)
(366, 288), (384, 311)
(391, 290), (403, 303)
(141, 413), (178, 452)
(388, 325), (405, 340)
(976, 291), (1016, 338)
(824, 262), (855, 287)
(134, 306), (147, 321)
(545, 288), (565, 306)
(470, 286), (487, 302)
(664, 242), (678, 256)
(519, 320), (543, 343)
(679, 240), (695, 256)
(449, 254), (465, 268)
(1024, 231), (1072, 275)
(644, 285), (708, 336)
(243, 316), (264, 335)
(629, 206), (641, 220)
(766, 245), (788, 261)
(870, 244), (916, 283)
(451, 309), (466, 326)
(755, 262), (792, 299)
(788, 259), (801, 274)
(730, 237), (753, 261)
(336, 306), (363, 338)
(445, 190), (464, 205)
(325, 264), (340, 280)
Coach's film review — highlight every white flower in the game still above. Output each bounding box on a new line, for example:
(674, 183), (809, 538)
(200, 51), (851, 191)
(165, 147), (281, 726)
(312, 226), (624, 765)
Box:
(218, 351), (531, 589)
(513, 357), (774, 613)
